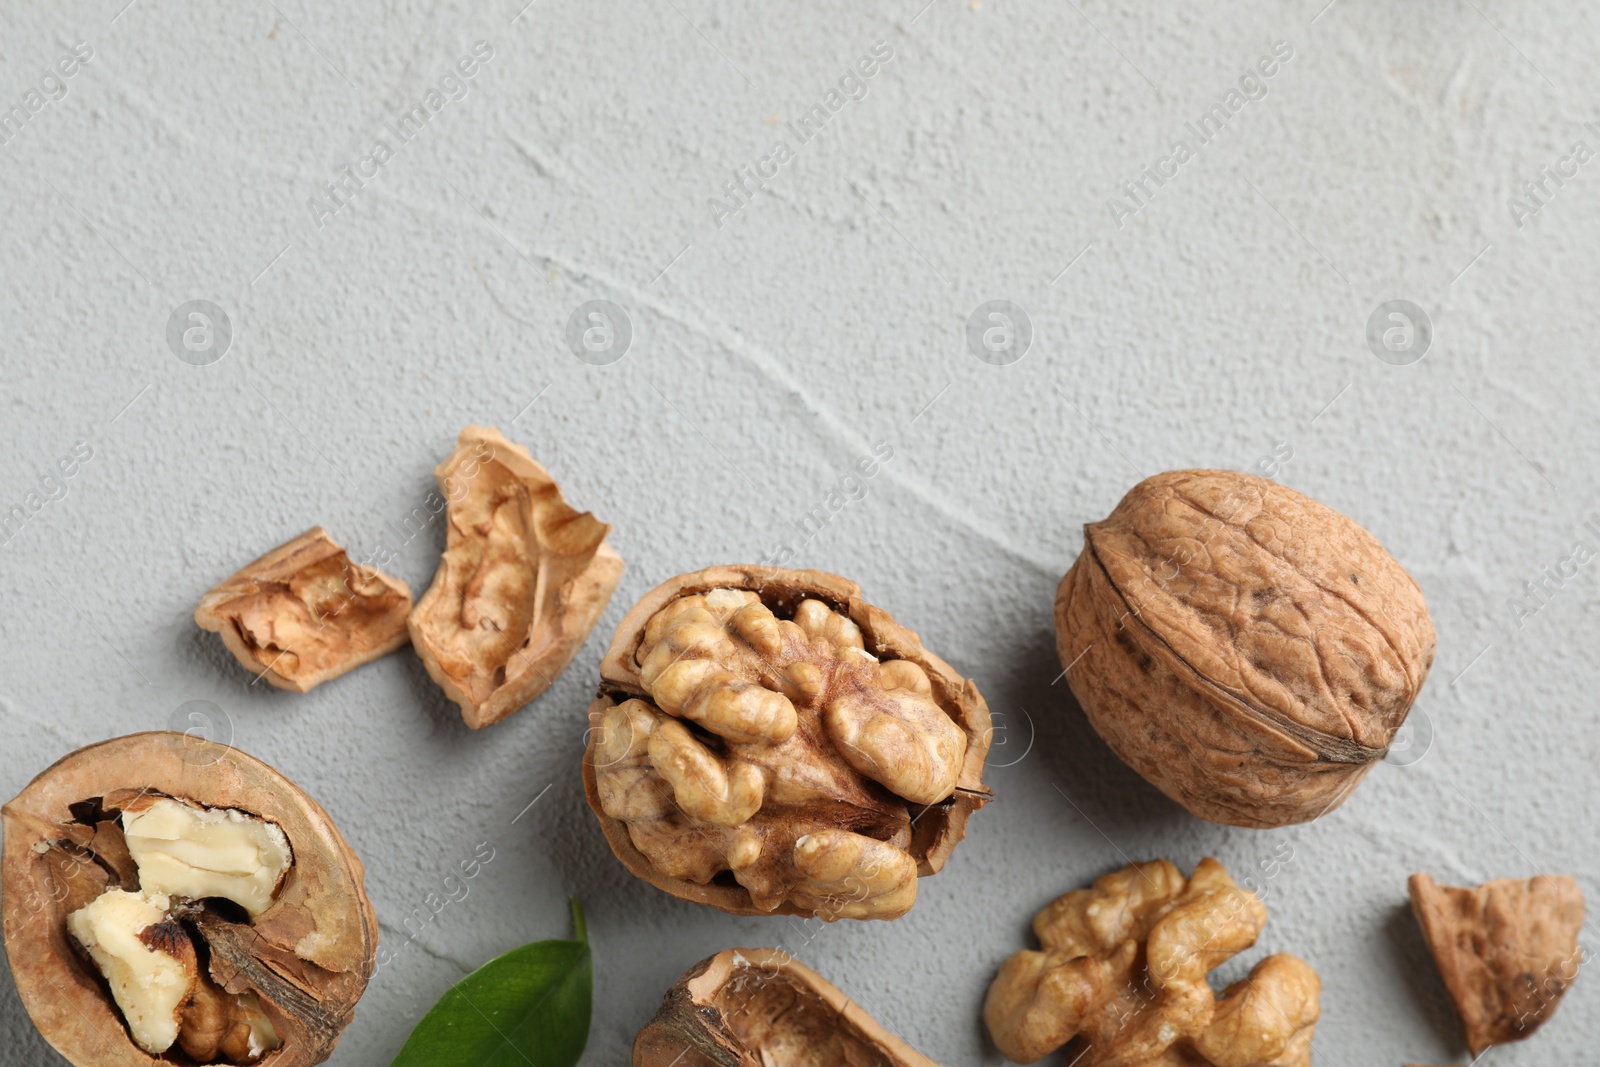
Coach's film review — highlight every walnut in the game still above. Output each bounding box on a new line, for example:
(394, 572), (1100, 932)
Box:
(1054, 469), (1436, 827)
(2, 732), (377, 1066)
(196, 526), (412, 692)
(409, 425), (624, 728)
(984, 857), (1320, 1066)
(1408, 871), (1584, 1055)
(582, 565), (991, 920)
(634, 947), (944, 1067)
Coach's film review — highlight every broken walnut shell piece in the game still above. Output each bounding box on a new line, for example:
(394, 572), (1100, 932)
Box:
(984, 857), (1320, 1066)
(2, 732), (378, 1067)
(409, 425), (624, 729)
(583, 565), (992, 920)
(195, 526), (412, 692)
(634, 948), (945, 1067)
(1408, 871), (1584, 1055)
(1055, 469), (1436, 827)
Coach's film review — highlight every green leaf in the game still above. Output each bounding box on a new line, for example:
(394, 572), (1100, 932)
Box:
(391, 898), (592, 1067)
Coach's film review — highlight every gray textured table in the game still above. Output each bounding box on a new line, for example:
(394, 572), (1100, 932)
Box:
(2, 1), (1596, 1063)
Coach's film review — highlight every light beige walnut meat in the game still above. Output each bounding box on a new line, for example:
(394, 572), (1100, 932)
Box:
(984, 857), (1320, 1066)
(196, 526), (412, 692)
(2, 732), (377, 1067)
(634, 948), (944, 1067)
(410, 425), (624, 728)
(1055, 469), (1436, 827)
(583, 565), (991, 920)
(1409, 871), (1584, 1055)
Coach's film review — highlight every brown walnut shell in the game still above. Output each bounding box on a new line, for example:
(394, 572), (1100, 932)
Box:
(1409, 871), (1584, 1055)
(582, 565), (992, 920)
(1054, 469), (1435, 827)
(634, 948), (943, 1067)
(195, 526), (412, 693)
(409, 425), (625, 729)
(1, 732), (378, 1067)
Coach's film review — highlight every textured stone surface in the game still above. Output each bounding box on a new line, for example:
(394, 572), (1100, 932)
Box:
(0, 1), (1596, 1064)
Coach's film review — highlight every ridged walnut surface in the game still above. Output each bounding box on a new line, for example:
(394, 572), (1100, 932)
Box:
(1409, 872), (1584, 1055)
(1, 732), (377, 1067)
(583, 565), (991, 920)
(1055, 469), (1435, 827)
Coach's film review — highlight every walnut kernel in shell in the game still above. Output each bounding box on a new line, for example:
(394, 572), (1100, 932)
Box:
(583, 565), (991, 920)
(2, 732), (377, 1067)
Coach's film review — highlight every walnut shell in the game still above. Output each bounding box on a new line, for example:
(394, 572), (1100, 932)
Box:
(634, 948), (943, 1067)
(2, 732), (377, 1066)
(582, 565), (991, 920)
(1409, 872), (1584, 1055)
(1054, 469), (1435, 827)
(409, 425), (625, 728)
(195, 526), (412, 692)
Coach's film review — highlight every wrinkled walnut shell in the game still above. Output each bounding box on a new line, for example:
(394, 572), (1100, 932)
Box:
(195, 526), (412, 692)
(984, 857), (1320, 1066)
(2, 732), (378, 1067)
(409, 425), (625, 728)
(1409, 871), (1584, 1055)
(634, 948), (943, 1067)
(583, 565), (991, 920)
(1055, 469), (1436, 827)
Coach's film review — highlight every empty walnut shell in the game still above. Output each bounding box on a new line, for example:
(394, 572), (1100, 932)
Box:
(634, 948), (943, 1067)
(583, 565), (992, 920)
(2, 732), (377, 1067)
(1409, 871), (1585, 1055)
(195, 526), (412, 692)
(410, 425), (625, 729)
(1055, 469), (1435, 827)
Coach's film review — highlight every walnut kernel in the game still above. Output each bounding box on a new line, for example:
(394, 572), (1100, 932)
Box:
(984, 857), (1320, 1066)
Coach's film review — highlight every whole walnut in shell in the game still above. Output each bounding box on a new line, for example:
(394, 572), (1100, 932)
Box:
(1055, 470), (1435, 827)
(2, 732), (377, 1067)
(582, 565), (992, 920)
(984, 857), (1320, 1066)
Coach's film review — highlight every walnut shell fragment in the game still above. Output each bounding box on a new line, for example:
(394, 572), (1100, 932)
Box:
(195, 526), (412, 692)
(1408, 871), (1584, 1055)
(583, 565), (992, 920)
(2, 732), (378, 1067)
(1055, 469), (1436, 827)
(409, 425), (624, 729)
(984, 857), (1320, 1066)
(634, 948), (944, 1067)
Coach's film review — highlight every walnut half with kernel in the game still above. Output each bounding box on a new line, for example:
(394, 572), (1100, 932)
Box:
(410, 426), (624, 728)
(583, 565), (992, 920)
(1055, 469), (1436, 827)
(2, 732), (377, 1067)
